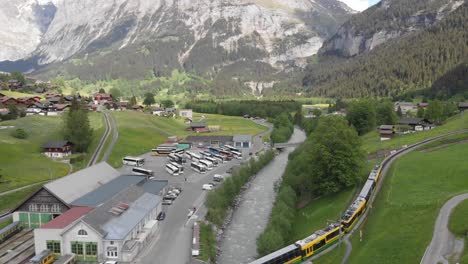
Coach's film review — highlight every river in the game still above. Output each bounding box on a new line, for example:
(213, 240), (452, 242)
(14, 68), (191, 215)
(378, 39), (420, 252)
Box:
(217, 127), (306, 264)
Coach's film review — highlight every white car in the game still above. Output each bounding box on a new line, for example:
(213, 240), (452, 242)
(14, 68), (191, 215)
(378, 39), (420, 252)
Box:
(202, 184), (214, 190)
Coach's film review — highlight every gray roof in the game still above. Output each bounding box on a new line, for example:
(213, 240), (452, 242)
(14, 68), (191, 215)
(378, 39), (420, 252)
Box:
(44, 162), (121, 204)
(141, 179), (168, 195)
(71, 176), (146, 207)
(459, 102), (468, 108)
(233, 134), (252, 142)
(189, 122), (206, 128)
(82, 185), (161, 240)
(185, 135), (233, 143)
(379, 125), (394, 130)
(42, 140), (71, 149)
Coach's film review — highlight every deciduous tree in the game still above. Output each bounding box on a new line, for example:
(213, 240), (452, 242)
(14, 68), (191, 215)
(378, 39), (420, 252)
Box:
(63, 98), (93, 152)
(346, 100), (376, 135)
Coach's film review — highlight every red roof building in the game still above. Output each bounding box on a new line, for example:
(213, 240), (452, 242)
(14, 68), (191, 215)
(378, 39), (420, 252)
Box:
(41, 206), (94, 229)
(0, 96), (17, 106)
(94, 93), (113, 103)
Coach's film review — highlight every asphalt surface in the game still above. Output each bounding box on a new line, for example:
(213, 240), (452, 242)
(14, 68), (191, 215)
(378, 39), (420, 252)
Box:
(421, 193), (468, 264)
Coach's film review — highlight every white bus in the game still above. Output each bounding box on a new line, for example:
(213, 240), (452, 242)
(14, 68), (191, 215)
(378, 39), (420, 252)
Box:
(224, 145), (240, 153)
(175, 153), (187, 163)
(199, 159), (213, 170)
(168, 153), (184, 164)
(123, 156), (145, 167)
(132, 167), (154, 176)
(186, 151), (201, 161)
(166, 163), (180, 176)
(191, 162), (207, 173)
(212, 153), (226, 163)
(200, 151), (212, 158)
(230, 150), (242, 159)
(205, 156), (218, 166)
(170, 162), (184, 174)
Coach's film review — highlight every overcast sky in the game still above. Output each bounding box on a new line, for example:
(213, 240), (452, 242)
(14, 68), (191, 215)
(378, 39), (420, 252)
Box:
(338, 0), (381, 11)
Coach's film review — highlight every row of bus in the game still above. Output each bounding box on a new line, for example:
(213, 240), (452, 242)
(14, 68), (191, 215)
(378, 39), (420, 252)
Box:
(249, 165), (383, 264)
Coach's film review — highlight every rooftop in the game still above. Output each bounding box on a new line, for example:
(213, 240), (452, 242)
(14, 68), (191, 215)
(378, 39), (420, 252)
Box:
(186, 135), (233, 143)
(233, 134), (252, 142)
(189, 122), (206, 128)
(42, 140), (71, 149)
(44, 162), (121, 204)
(41, 207), (94, 229)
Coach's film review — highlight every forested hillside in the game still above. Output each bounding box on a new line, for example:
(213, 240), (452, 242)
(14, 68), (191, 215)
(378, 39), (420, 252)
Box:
(302, 2), (468, 98)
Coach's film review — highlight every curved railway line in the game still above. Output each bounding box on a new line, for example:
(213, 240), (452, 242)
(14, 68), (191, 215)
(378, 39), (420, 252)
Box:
(249, 129), (468, 264)
(87, 112), (112, 167)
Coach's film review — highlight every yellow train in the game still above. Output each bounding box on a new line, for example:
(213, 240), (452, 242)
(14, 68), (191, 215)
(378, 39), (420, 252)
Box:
(249, 165), (382, 264)
(30, 249), (55, 264)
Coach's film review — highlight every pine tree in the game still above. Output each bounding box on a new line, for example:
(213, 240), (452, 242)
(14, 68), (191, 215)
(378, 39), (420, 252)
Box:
(63, 98), (93, 152)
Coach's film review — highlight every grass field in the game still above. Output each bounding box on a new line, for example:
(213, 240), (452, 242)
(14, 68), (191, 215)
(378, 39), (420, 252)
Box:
(0, 90), (44, 99)
(346, 142), (468, 263)
(107, 111), (268, 167)
(0, 115), (70, 193)
(449, 199), (468, 237)
(362, 113), (468, 155)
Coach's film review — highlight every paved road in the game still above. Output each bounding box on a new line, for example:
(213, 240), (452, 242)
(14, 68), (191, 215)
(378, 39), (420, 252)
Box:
(101, 112), (119, 162)
(421, 193), (468, 264)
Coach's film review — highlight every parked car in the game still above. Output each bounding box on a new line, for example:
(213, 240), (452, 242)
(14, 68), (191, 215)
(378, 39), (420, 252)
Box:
(162, 199), (173, 205)
(213, 174), (224, 182)
(157, 211), (166, 221)
(202, 184), (214, 190)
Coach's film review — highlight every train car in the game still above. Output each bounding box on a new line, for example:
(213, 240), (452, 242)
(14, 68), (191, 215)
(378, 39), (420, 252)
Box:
(249, 244), (302, 264)
(368, 165), (382, 183)
(0, 221), (22, 244)
(341, 197), (367, 232)
(30, 249), (55, 264)
(296, 222), (342, 258)
(359, 180), (375, 201)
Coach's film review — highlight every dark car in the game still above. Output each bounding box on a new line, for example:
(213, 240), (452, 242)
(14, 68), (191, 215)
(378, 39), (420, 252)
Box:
(157, 211), (166, 221)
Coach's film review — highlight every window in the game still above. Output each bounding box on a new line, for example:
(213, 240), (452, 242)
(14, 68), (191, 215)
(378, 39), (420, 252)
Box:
(29, 204), (38, 212)
(40, 204), (49, 212)
(78, 229), (88, 236)
(51, 204), (60, 213)
(46, 240), (61, 254)
(71, 242), (83, 255)
(110, 241), (114, 245)
(85, 242), (97, 256)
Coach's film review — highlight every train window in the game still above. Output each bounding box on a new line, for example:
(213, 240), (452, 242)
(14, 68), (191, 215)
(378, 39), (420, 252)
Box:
(78, 229), (88, 236)
(313, 239), (326, 250)
(326, 230), (340, 241)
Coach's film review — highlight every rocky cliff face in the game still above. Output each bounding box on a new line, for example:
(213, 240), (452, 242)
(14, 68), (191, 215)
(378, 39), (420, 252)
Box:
(319, 0), (465, 57)
(0, 0), (351, 78)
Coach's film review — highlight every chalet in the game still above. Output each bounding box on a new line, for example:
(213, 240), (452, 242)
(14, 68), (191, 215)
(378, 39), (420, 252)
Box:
(12, 162), (121, 228)
(46, 96), (62, 104)
(26, 103), (46, 115)
(55, 104), (70, 112)
(42, 140), (73, 158)
(186, 135), (233, 147)
(179, 109), (193, 119)
(88, 102), (98, 112)
(64, 94), (81, 102)
(397, 117), (433, 131)
(35, 87), (46, 94)
(17, 96), (42, 107)
(151, 107), (165, 116)
(165, 107), (176, 113)
(0, 96), (17, 107)
(378, 125), (395, 140)
(132, 105), (144, 111)
(0, 108), (10, 116)
(394, 102), (416, 115)
(417, 102), (429, 109)
(8, 79), (22, 89)
(44, 91), (60, 98)
(187, 122), (208, 133)
(117, 101), (128, 110)
(94, 93), (113, 104)
(458, 102), (468, 112)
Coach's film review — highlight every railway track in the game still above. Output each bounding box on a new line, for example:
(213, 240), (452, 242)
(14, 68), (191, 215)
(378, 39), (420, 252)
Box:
(309, 129), (468, 263)
(0, 229), (34, 264)
(87, 112), (112, 167)
(0, 229), (33, 253)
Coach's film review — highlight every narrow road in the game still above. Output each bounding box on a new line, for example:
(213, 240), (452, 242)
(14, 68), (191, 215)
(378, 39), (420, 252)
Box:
(421, 193), (468, 264)
(100, 112), (118, 162)
(87, 112), (112, 167)
(0, 181), (48, 197)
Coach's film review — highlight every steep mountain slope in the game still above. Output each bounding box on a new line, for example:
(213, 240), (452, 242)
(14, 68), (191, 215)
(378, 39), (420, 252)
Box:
(0, 0), (351, 84)
(301, 1), (468, 98)
(320, 0), (464, 57)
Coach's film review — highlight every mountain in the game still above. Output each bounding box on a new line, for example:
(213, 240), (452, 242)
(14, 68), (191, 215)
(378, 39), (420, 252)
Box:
(320, 0), (465, 57)
(302, 1), (468, 98)
(0, 0), (351, 85)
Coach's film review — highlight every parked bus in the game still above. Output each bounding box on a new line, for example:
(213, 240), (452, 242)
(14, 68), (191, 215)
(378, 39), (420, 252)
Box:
(123, 156), (145, 167)
(208, 147), (220, 155)
(224, 145), (240, 153)
(172, 149), (185, 155)
(219, 150), (233, 161)
(186, 151), (201, 161)
(153, 144), (177, 155)
(170, 162), (184, 174)
(205, 156), (219, 166)
(212, 153), (227, 163)
(166, 163), (180, 176)
(200, 151), (212, 158)
(191, 162), (207, 173)
(132, 167), (154, 177)
(199, 159), (213, 170)
(230, 150), (242, 159)
(175, 153), (187, 163)
(168, 153), (184, 164)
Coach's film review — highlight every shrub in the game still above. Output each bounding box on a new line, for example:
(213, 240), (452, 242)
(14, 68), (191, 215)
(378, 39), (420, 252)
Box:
(11, 128), (28, 139)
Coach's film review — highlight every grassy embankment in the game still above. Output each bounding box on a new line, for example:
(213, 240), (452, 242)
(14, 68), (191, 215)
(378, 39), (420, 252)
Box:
(362, 113), (468, 155)
(197, 222), (217, 262)
(449, 200), (468, 263)
(0, 90), (44, 99)
(344, 141), (468, 263)
(107, 111), (268, 167)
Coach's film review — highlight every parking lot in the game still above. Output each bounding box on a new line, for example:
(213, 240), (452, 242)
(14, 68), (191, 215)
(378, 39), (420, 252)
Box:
(119, 148), (244, 264)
